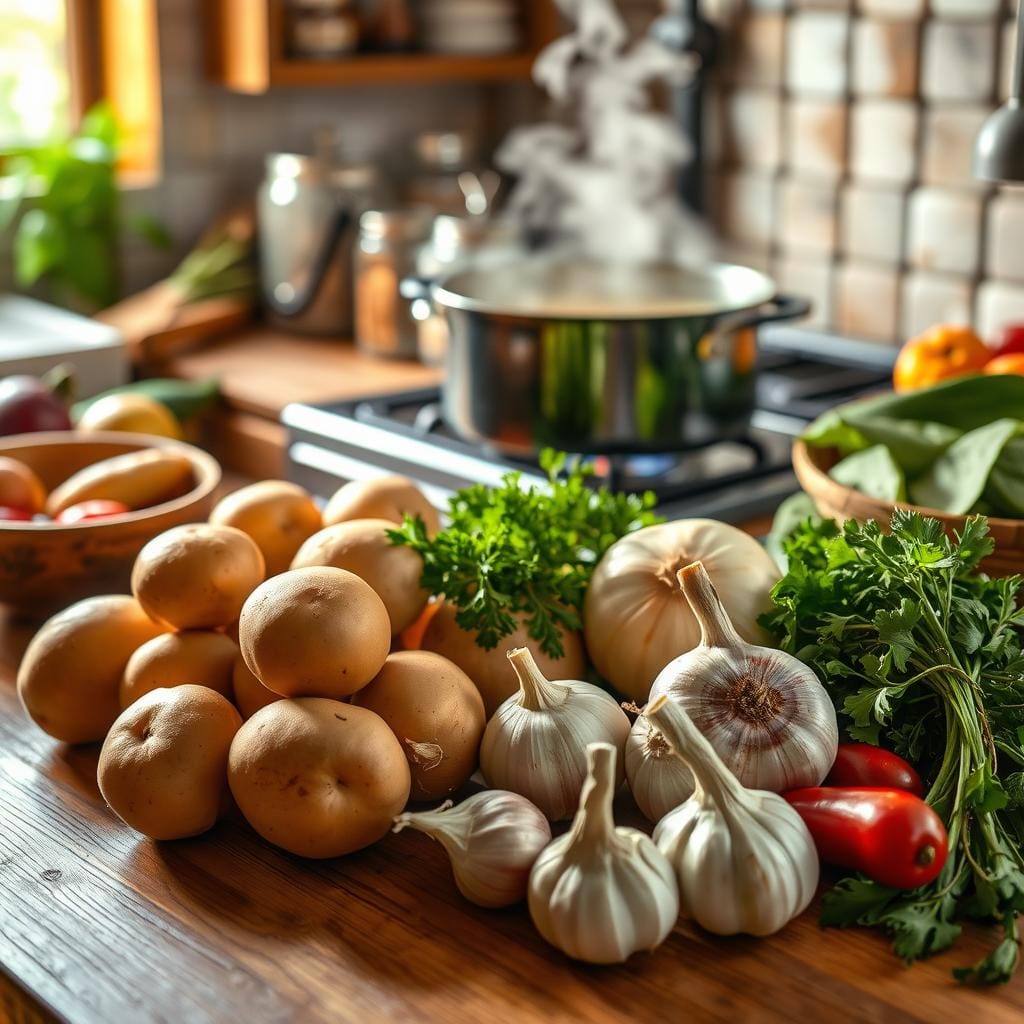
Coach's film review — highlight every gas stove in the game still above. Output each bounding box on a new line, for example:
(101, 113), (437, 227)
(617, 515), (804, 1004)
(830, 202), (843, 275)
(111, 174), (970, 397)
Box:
(283, 326), (896, 523)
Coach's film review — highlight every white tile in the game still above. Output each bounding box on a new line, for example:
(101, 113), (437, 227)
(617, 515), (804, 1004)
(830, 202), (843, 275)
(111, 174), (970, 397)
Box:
(786, 12), (851, 98)
(931, 0), (1002, 16)
(777, 176), (839, 253)
(920, 106), (993, 189)
(858, 0), (925, 15)
(723, 90), (783, 170)
(921, 21), (998, 103)
(906, 187), (984, 275)
(851, 18), (919, 98)
(725, 13), (786, 88)
(902, 272), (975, 339)
(715, 171), (777, 245)
(774, 254), (834, 329)
(850, 100), (919, 184)
(840, 182), (905, 263)
(785, 98), (847, 180)
(987, 190), (1024, 282)
(835, 262), (901, 342)
(977, 280), (1024, 340)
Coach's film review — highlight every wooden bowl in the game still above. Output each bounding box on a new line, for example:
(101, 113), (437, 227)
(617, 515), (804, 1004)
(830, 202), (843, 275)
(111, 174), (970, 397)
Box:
(0, 431), (221, 615)
(792, 441), (1024, 577)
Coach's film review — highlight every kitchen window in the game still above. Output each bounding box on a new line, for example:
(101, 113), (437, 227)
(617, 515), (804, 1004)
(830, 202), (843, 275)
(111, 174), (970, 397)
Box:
(0, 0), (161, 180)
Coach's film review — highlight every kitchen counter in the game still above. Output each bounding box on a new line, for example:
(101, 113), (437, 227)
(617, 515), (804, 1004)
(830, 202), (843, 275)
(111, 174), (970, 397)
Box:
(2, 604), (1024, 1023)
(161, 327), (440, 479)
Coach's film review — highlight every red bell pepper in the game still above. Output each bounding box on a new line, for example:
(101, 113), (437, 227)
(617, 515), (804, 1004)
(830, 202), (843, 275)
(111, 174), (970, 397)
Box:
(826, 742), (924, 797)
(993, 323), (1024, 358)
(785, 787), (948, 890)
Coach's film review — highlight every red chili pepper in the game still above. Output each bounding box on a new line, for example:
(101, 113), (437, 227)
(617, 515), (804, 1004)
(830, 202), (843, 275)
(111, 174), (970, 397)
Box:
(826, 742), (924, 797)
(56, 500), (131, 524)
(993, 323), (1024, 358)
(785, 787), (948, 890)
(0, 505), (34, 522)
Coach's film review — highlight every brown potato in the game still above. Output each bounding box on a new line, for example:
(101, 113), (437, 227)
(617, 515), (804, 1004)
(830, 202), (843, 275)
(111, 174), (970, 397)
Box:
(322, 475), (440, 535)
(290, 518), (428, 636)
(17, 595), (165, 744)
(238, 566), (390, 699)
(98, 684), (242, 840)
(132, 523), (265, 630)
(228, 697), (410, 858)
(120, 630), (237, 708)
(0, 456), (46, 513)
(210, 480), (322, 576)
(421, 601), (587, 717)
(353, 651), (485, 801)
(231, 653), (283, 719)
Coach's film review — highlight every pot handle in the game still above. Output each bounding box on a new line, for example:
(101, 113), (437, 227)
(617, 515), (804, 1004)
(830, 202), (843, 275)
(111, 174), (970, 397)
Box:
(731, 292), (812, 330)
(400, 275), (435, 304)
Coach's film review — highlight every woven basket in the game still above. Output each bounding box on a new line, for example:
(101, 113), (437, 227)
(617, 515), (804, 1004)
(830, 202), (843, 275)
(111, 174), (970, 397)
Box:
(792, 441), (1024, 577)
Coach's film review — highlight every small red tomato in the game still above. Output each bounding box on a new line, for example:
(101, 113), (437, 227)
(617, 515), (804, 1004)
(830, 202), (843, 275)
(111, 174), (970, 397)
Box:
(0, 505), (34, 522)
(56, 500), (131, 524)
(826, 743), (924, 797)
(993, 323), (1024, 358)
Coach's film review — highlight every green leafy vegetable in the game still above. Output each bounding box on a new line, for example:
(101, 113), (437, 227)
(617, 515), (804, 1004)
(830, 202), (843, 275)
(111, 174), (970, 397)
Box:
(763, 511), (1024, 984)
(389, 450), (661, 659)
(830, 445), (906, 502)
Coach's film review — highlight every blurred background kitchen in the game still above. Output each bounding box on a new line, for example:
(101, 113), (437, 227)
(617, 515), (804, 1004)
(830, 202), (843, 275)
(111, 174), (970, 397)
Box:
(1, 0), (1023, 519)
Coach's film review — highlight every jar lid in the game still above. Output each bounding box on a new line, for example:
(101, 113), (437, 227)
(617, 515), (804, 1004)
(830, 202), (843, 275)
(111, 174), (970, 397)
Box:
(360, 208), (435, 241)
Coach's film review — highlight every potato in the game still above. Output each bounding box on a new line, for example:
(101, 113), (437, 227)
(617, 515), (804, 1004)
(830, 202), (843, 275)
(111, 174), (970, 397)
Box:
(231, 653), (282, 719)
(290, 519), (427, 636)
(353, 651), (485, 801)
(210, 480), (322, 576)
(17, 595), (165, 743)
(238, 566), (390, 699)
(76, 393), (182, 440)
(421, 601), (587, 717)
(98, 684), (241, 840)
(120, 630), (237, 708)
(46, 448), (194, 516)
(132, 523), (265, 630)
(228, 697), (410, 858)
(0, 456), (46, 513)
(323, 475), (440, 536)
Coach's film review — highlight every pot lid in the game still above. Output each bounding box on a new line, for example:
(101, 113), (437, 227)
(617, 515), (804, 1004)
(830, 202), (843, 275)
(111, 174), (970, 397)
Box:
(432, 258), (777, 320)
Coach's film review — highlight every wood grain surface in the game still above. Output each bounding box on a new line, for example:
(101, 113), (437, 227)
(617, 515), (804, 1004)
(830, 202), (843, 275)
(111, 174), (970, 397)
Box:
(1, 608), (1023, 1024)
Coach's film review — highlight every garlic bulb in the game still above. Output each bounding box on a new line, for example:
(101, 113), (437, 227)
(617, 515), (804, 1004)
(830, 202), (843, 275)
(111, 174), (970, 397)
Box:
(649, 561), (838, 793)
(529, 742), (679, 964)
(479, 647), (630, 821)
(393, 790), (552, 908)
(584, 519), (780, 699)
(646, 695), (818, 936)
(625, 713), (695, 822)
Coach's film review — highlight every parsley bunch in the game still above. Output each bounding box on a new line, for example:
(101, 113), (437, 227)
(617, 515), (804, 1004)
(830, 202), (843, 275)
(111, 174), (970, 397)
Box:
(763, 510), (1024, 984)
(389, 450), (661, 659)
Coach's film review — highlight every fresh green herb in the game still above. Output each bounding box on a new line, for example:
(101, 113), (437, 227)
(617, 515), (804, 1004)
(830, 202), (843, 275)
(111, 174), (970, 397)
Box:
(389, 450), (661, 659)
(762, 510), (1024, 984)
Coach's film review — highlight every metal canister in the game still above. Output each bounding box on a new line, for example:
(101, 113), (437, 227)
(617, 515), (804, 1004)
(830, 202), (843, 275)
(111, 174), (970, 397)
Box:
(354, 209), (433, 359)
(257, 153), (378, 337)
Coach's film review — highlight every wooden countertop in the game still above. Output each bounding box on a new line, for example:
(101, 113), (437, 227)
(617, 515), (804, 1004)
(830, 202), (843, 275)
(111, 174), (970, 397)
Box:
(166, 327), (441, 421)
(2, 606), (1023, 1024)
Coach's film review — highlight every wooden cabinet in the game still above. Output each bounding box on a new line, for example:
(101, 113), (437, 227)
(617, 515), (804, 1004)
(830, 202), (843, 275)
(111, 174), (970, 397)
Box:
(208, 0), (559, 93)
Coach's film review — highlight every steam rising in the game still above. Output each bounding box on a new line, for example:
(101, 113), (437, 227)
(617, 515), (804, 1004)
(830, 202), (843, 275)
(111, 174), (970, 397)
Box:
(497, 0), (710, 265)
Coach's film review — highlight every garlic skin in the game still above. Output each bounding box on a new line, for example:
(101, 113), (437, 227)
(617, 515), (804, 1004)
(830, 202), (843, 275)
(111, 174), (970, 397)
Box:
(393, 790), (551, 908)
(625, 713), (695, 822)
(646, 695), (818, 937)
(649, 562), (838, 793)
(529, 742), (679, 964)
(480, 647), (630, 821)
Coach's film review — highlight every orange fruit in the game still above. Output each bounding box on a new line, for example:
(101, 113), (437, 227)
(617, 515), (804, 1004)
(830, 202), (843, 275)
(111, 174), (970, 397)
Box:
(892, 325), (991, 393)
(984, 352), (1024, 376)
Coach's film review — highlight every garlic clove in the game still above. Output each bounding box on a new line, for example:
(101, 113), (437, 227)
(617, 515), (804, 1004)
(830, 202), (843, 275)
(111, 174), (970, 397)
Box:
(528, 742), (679, 964)
(393, 789), (551, 908)
(625, 712), (695, 822)
(479, 648), (630, 821)
(648, 562), (838, 794)
(646, 694), (819, 938)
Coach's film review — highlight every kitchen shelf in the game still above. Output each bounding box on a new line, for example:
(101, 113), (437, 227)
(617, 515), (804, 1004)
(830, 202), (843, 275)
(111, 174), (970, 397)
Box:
(209, 0), (558, 94)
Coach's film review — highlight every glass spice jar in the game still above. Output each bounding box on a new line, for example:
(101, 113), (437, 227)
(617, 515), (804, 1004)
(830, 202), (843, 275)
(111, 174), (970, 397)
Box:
(288, 0), (360, 59)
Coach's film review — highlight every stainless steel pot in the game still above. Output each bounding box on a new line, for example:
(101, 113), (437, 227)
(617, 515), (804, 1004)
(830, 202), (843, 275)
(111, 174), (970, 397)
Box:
(430, 258), (810, 455)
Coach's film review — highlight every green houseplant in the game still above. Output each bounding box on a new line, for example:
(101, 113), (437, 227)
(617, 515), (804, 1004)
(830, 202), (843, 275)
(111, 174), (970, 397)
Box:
(0, 101), (167, 311)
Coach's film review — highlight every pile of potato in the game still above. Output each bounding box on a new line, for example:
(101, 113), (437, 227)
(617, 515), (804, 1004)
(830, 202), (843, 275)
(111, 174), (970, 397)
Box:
(15, 474), (501, 858)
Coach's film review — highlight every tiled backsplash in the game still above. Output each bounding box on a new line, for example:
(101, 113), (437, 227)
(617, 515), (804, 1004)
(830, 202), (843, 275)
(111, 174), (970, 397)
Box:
(706, 0), (1024, 344)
